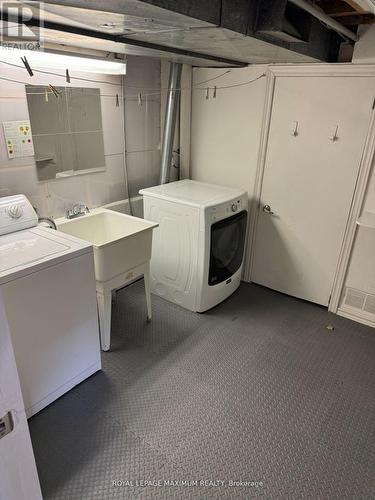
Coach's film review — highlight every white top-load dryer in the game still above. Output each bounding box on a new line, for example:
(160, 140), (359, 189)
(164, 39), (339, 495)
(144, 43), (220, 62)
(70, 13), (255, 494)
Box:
(140, 180), (248, 312)
(0, 195), (101, 417)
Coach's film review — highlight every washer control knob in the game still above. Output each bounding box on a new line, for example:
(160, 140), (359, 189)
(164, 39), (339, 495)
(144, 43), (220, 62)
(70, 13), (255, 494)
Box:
(7, 204), (23, 219)
(231, 203), (238, 212)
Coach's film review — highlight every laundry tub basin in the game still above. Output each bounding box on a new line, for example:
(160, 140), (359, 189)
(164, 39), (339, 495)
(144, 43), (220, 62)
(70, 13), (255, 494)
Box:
(56, 208), (157, 282)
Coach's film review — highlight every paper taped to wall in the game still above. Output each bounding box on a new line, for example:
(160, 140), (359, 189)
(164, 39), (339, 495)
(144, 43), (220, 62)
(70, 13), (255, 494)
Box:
(3, 120), (35, 159)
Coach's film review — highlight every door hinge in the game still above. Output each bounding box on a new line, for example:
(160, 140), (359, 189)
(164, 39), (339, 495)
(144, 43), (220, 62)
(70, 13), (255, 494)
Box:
(372, 97), (375, 110)
(0, 411), (14, 440)
(328, 294), (332, 307)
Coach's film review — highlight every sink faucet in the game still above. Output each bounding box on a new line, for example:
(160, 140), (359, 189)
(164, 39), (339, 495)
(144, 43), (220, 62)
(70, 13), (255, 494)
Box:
(65, 203), (90, 220)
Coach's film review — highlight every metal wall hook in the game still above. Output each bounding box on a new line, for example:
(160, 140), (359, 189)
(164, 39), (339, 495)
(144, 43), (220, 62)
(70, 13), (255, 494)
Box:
(329, 125), (339, 142)
(263, 204), (274, 215)
(291, 121), (299, 137)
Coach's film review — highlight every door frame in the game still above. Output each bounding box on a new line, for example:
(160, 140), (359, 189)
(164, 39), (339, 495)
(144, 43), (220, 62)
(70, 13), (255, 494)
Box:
(243, 64), (375, 314)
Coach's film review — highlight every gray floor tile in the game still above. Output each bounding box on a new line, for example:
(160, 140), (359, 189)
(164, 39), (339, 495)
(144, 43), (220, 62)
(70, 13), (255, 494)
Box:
(29, 281), (375, 500)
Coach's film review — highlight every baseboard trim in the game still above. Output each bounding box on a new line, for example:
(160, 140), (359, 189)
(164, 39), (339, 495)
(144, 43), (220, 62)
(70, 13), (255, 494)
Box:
(337, 305), (375, 329)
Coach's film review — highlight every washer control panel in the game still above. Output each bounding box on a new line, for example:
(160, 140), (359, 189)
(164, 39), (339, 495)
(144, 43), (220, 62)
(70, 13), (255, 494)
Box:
(0, 194), (38, 236)
(7, 204), (24, 219)
(209, 195), (246, 223)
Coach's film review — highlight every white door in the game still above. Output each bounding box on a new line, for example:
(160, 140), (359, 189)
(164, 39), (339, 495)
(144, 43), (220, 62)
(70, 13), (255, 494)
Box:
(252, 76), (375, 306)
(0, 291), (42, 500)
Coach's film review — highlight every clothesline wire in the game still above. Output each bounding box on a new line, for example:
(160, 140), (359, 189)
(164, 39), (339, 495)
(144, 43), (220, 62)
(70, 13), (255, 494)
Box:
(0, 59), (234, 89)
(0, 59), (123, 86)
(0, 59), (266, 97)
(0, 72), (266, 100)
(194, 70), (232, 86)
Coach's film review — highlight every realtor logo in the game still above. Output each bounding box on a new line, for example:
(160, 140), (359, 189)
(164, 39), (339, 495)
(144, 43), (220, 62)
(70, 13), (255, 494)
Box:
(0, 1), (44, 50)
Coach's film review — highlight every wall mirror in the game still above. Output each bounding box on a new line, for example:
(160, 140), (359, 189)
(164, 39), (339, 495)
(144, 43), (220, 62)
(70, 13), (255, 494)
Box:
(26, 85), (106, 181)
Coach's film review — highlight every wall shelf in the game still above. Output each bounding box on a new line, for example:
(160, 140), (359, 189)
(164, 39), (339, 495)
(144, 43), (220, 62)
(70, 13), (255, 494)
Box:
(35, 156), (54, 163)
(356, 211), (375, 229)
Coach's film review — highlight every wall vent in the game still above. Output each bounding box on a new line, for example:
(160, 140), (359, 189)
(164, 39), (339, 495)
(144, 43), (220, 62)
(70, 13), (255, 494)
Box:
(364, 294), (375, 315)
(344, 288), (366, 309)
(343, 287), (375, 315)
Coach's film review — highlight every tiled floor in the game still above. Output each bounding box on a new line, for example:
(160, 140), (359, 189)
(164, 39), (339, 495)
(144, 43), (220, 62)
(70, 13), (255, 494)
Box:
(29, 281), (375, 499)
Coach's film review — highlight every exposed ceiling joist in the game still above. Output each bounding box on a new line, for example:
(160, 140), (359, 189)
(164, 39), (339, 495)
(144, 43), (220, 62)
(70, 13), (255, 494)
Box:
(322, 1), (364, 15)
(335, 13), (375, 23)
(315, 0), (375, 25)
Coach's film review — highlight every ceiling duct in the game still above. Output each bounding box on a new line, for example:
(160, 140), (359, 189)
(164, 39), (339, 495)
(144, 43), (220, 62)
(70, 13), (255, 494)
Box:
(256, 0), (313, 43)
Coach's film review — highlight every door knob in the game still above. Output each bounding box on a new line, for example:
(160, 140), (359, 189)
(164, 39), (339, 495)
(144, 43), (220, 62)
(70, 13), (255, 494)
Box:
(262, 204), (274, 215)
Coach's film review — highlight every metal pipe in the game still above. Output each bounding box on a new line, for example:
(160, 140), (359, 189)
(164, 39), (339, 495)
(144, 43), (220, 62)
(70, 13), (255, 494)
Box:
(289, 0), (358, 42)
(160, 62), (182, 185)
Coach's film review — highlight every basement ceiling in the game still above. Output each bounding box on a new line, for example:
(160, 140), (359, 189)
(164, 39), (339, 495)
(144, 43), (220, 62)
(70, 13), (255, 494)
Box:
(316, 0), (375, 25)
(2, 0), (375, 66)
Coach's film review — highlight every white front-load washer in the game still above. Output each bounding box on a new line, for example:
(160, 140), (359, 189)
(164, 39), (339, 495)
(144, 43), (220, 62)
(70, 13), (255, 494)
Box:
(0, 195), (101, 417)
(140, 180), (248, 312)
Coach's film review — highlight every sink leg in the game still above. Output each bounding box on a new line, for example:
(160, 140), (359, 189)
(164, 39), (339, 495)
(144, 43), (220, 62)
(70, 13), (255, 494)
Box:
(97, 289), (112, 351)
(144, 265), (152, 322)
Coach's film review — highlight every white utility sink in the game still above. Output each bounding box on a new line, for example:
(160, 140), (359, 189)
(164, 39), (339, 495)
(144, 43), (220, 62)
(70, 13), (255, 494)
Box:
(57, 208), (157, 282)
(56, 208), (158, 351)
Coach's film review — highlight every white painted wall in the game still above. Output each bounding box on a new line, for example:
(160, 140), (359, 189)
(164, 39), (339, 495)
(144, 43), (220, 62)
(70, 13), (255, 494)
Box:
(191, 65), (267, 199)
(124, 56), (161, 197)
(0, 55), (161, 218)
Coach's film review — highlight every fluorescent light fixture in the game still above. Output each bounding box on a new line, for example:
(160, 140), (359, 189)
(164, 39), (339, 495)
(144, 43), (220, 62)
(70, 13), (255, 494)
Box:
(0, 47), (126, 75)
